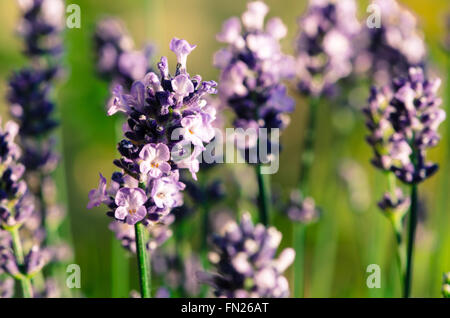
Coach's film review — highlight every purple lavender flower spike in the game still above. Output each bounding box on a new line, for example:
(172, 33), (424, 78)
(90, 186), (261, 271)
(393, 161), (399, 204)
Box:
(17, 0), (65, 58)
(295, 0), (361, 97)
(363, 67), (445, 184)
(94, 17), (154, 88)
(114, 188), (148, 225)
(200, 213), (295, 298)
(90, 38), (217, 260)
(359, 0), (426, 84)
(215, 1), (295, 156)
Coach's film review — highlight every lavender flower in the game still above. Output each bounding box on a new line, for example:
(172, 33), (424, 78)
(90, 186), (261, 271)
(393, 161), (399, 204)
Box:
(363, 67), (445, 184)
(139, 144), (171, 179)
(94, 17), (154, 89)
(360, 0), (426, 84)
(88, 38), (217, 227)
(215, 1), (295, 150)
(378, 188), (410, 220)
(295, 0), (361, 97)
(17, 0), (65, 58)
(199, 213), (295, 298)
(114, 188), (148, 225)
(0, 118), (45, 297)
(285, 190), (320, 224)
(0, 120), (33, 229)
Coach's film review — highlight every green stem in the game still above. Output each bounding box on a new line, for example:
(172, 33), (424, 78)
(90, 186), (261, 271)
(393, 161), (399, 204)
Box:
(135, 222), (151, 298)
(386, 172), (406, 293)
(404, 183), (418, 298)
(255, 163), (271, 226)
(293, 224), (306, 298)
(294, 97), (319, 298)
(298, 97), (319, 193)
(10, 227), (33, 298)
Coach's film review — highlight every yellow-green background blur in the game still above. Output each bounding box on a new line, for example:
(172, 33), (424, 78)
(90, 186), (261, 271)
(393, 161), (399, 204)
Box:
(0, 0), (449, 297)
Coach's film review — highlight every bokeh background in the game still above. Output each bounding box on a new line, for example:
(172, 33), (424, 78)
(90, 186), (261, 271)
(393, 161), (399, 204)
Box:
(0, 0), (449, 297)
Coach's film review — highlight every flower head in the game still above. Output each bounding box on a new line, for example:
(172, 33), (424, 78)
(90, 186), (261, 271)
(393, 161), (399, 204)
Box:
(94, 18), (154, 88)
(90, 38), (216, 234)
(17, 0), (65, 57)
(361, 0), (426, 84)
(295, 0), (361, 97)
(200, 213), (295, 298)
(215, 1), (294, 154)
(363, 67), (445, 184)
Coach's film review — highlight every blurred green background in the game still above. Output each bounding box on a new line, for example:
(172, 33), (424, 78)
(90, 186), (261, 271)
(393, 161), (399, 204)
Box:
(0, 0), (449, 297)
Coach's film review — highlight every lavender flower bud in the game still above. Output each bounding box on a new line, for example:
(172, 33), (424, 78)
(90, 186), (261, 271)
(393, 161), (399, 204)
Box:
(378, 188), (410, 220)
(285, 190), (320, 224)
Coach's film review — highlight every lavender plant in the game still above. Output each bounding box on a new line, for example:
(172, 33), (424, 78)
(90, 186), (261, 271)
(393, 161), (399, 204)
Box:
(8, 0), (73, 295)
(88, 38), (218, 297)
(199, 213), (295, 298)
(0, 119), (50, 298)
(291, 0), (360, 298)
(363, 67), (446, 297)
(93, 17), (156, 297)
(215, 1), (295, 225)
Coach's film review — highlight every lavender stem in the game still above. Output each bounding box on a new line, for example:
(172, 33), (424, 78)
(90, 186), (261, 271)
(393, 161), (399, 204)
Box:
(293, 97), (319, 298)
(255, 163), (271, 226)
(135, 222), (151, 298)
(404, 183), (418, 298)
(10, 227), (33, 298)
(293, 223), (306, 298)
(298, 98), (319, 192)
(387, 172), (405, 290)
